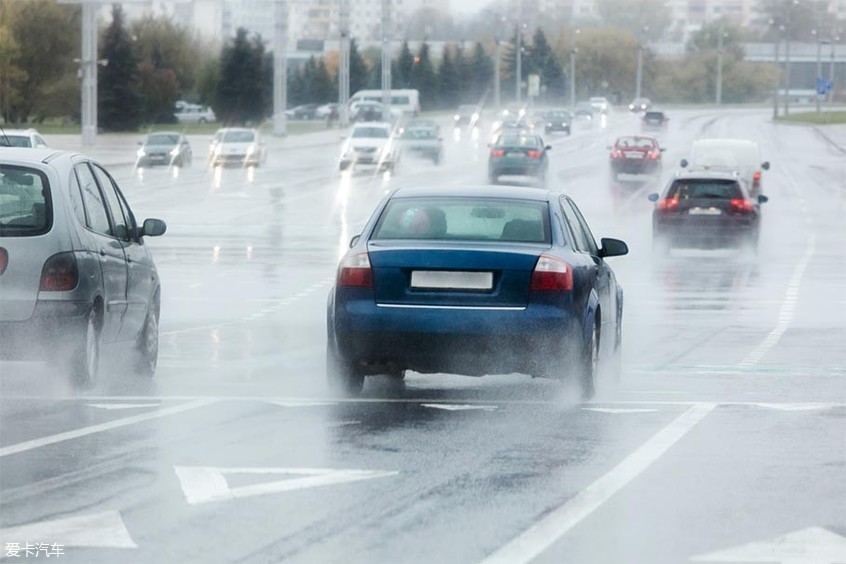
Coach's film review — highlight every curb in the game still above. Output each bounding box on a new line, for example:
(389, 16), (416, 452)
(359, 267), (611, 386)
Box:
(812, 126), (846, 154)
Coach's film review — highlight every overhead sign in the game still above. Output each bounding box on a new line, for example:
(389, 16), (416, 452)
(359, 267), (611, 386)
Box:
(174, 466), (399, 505)
(528, 74), (541, 97)
(692, 526), (846, 563)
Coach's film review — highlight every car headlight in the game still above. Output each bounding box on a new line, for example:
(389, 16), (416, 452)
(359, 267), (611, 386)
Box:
(169, 148), (179, 157)
(246, 145), (255, 155)
(137, 148), (146, 157)
(472, 113), (479, 121)
(454, 114), (460, 120)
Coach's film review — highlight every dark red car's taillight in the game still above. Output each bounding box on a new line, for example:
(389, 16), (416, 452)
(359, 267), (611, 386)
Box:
(657, 198), (679, 212)
(0, 247), (8, 276)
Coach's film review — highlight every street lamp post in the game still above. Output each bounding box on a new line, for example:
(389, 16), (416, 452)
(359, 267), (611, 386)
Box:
(515, 24), (522, 104)
(570, 28), (579, 111)
(338, 0), (350, 127)
(829, 33), (840, 106)
(814, 1), (823, 113)
(494, 38), (502, 109)
(771, 20), (783, 119)
(783, 0), (798, 116)
(716, 25), (726, 105)
(380, 0), (392, 122)
(272, 0), (288, 137)
(635, 26), (648, 100)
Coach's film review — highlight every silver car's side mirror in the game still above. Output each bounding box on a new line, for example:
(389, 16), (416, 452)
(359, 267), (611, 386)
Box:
(647, 193), (660, 202)
(762, 161), (770, 170)
(142, 218), (167, 237)
(680, 159), (688, 167)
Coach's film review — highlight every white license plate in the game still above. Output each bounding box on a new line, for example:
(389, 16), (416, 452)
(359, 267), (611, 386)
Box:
(411, 271), (493, 290)
(689, 207), (722, 216)
(507, 151), (526, 158)
(624, 152), (644, 159)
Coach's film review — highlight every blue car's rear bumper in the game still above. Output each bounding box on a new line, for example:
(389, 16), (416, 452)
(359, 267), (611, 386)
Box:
(331, 290), (579, 376)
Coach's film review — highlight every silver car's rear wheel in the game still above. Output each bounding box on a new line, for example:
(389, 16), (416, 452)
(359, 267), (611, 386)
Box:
(135, 304), (160, 378)
(69, 305), (101, 389)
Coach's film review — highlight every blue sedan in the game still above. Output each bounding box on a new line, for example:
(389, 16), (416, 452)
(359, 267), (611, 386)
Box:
(326, 186), (628, 398)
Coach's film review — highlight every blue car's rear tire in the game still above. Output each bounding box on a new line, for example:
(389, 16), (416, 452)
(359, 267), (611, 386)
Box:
(326, 340), (364, 396)
(578, 324), (599, 400)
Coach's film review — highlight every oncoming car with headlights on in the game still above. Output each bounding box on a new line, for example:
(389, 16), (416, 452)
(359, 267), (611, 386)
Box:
(339, 122), (400, 173)
(209, 128), (266, 167)
(0, 149), (167, 389)
(136, 131), (192, 168)
(326, 186), (629, 398)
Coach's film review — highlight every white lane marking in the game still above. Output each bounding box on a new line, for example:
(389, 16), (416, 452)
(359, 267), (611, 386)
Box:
(582, 408), (659, 414)
(691, 526), (846, 563)
(621, 390), (686, 395)
(0, 399), (217, 458)
(422, 404), (499, 411)
(0, 510), (137, 549)
(174, 466), (399, 505)
(480, 403), (716, 564)
(754, 402), (831, 412)
(4, 396), (843, 409)
(266, 400), (337, 408)
(87, 403), (161, 410)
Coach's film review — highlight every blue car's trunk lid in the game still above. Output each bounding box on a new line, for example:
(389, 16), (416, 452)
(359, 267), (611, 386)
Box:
(367, 241), (549, 307)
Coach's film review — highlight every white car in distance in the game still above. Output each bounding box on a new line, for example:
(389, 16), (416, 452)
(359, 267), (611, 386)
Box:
(339, 122), (400, 172)
(209, 128), (266, 167)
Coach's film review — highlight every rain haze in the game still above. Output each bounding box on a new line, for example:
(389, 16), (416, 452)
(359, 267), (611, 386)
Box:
(0, 0), (845, 563)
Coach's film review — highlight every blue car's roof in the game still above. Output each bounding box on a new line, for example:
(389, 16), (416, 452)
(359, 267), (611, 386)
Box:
(391, 185), (554, 201)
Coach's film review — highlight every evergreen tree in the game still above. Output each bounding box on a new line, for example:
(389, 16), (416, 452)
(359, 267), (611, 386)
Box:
(215, 28), (271, 124)
(409, 42), (437, 109)
(525, 28), (564, 101)
(98, 5), (142, 131)
(467, 42), (494, 103)
(393, 41), (414, 88)
(313, 58), (337, 103)
(348, 39), (369, 96)
(437, 46), (460, 108)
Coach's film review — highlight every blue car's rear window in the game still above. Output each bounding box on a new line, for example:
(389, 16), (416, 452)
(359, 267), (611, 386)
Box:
(0, 165), (52, 237)
(372, 197), (550, 244)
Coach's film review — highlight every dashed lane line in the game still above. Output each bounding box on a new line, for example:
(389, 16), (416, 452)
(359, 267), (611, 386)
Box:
(478, 403), (717, 564)
(0, 399), (218, 458)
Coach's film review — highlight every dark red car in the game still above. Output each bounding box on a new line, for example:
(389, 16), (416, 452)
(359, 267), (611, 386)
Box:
(608, 135), (663, 180)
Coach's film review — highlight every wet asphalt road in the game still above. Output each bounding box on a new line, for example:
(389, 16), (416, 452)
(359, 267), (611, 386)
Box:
(1, 109), (844, 563)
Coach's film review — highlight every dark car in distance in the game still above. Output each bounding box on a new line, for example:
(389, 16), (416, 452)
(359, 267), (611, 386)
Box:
(649, 171), (768, 251)
(609, 135), (663, 180)
(488, 132), (551, 185)
(136, 132), (192, 168)
(538, 110), (572, 135)
(326, 185), (628, 399)
(641, 110), (669, 130)
(628, 97), (652, 112)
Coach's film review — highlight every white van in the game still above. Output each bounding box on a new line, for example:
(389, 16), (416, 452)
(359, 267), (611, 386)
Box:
(349, 89), (420, 115)
(681, 138), (770, 196)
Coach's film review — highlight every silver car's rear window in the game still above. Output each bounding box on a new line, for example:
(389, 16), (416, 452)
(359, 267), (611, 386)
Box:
(372, 197), (551, 244)
(0, 165), (51, 236)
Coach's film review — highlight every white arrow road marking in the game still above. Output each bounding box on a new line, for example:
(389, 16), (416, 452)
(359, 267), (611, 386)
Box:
(754, 403), (832, 412)
(582, 408), (659, 414)
(87, 403), (161, 410)
(691, 527), (846, 563)
(265, 400), (338, 408)
(480, 403), (716, 564)
(0, 510), (136, 549)
(422, 404), (498, 411)
(173, 466), (399, 505)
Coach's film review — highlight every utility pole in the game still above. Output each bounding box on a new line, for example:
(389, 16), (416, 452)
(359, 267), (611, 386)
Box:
(273, 0), (288, 136)
(515, 0), (523, 105)
(80, 2), (97, 145)
(569, 28), (579, 111)
(716, 24), (724, 105)
(829, 33), (840, 106)
(635, 26), (648, 100)
(772, 24), (781, 119)
(494, 38), (501, 109)
(784, 0), (797, 115)
(381, 0), (392, 122)
(338, 0), (350, 127)
(814, 1), (823, 113)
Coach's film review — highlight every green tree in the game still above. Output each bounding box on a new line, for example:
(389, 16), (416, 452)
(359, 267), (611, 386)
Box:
(409, 42), (437, 108)
(215, 28), (270, 124)
(755, 0), (819, 41)
(687, 19), (745, 58)
(501, 29), (525, 98)
(0, 0), (80, 123)
(525, 28), (564, 101)
(98, 5), (142, 131)
(393, 41), (415, 88)
(349, 39), (369, 96)
(467, 42), (494, 102)
(438, 45), (460, 107)
(131, 16), (203, 96)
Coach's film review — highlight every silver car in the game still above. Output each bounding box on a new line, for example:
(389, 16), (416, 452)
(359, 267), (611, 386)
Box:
(0, 149), (167, 388)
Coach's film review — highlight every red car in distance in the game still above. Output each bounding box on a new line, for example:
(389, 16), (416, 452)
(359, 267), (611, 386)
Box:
(608, 135), (664, 180)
